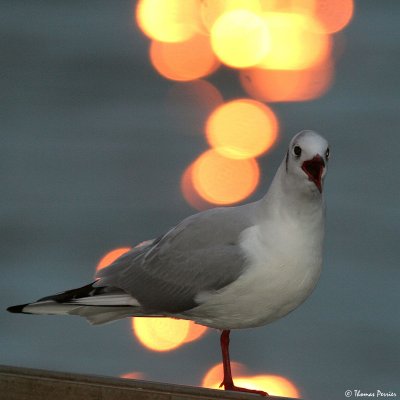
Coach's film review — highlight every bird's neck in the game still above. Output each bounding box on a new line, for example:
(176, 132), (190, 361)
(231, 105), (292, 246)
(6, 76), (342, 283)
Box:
(257, 162), (325, 224)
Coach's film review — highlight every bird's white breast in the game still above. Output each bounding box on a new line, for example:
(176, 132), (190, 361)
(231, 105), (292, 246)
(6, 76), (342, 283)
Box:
(189, 216), (323, 330)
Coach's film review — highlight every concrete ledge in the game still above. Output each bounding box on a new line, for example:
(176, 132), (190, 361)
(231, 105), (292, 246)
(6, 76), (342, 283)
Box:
(0, 365), (297, 400)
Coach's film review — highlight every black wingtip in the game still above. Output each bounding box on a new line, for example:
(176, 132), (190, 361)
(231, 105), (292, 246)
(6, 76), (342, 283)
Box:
(7, 304), (30, 314)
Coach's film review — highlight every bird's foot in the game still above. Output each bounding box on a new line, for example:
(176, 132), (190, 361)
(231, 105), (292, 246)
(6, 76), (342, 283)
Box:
(220, 381), (268, 396)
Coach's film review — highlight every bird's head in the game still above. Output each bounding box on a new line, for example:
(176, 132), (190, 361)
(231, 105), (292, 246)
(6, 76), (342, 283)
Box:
(285, 130), (329, 194)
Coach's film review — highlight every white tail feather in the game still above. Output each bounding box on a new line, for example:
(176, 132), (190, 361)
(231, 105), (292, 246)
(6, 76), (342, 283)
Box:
(23, 300), (138, 325)
(23, 300), (81, 315)
(70, 294), (140, 307)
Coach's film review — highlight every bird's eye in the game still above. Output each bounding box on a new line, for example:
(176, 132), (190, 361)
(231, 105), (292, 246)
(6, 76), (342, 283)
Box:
(293, 145), (302, 157)
(325, 148), (330, 160)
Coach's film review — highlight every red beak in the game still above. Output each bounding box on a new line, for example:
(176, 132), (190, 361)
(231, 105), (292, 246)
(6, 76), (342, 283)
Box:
(301, 155), (325, 193)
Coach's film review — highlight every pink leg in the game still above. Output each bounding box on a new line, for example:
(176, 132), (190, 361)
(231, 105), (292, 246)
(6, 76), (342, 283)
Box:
(219, 330), (268, 396)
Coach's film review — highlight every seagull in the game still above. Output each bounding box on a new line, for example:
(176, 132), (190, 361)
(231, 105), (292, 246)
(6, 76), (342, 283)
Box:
(8, 130), (329, 396)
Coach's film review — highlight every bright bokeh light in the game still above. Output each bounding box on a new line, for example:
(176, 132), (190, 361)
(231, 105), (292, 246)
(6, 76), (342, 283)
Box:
(133, 318), (189, 351)
(202, 361), (245, 387)
(136, 0), (199, 43)
(135, 0), (353, 212)
(259, 12), (331, 70)
(200, 0), (263, 32)
(181, 165), (214, 211)
(185, 323), (208, 343)
(120, 371), (146, 380)
(313, 0), (354, 34)
(202, 362), (301, 398)
(191, 149), (260, 205)
(150, 34), (219, 81)
(262, 0), (316, 14)
(206, 99), (278, 159)
(211, 10), (271, 69)
(132, 318), (207, 352)
(240, 60), (334, 102)
(96, 247), (132, 272)
(234, 376), (301, 398)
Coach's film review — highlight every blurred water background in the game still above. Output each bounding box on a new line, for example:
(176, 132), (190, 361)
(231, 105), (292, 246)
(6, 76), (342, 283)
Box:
(1, 1), (399, 399)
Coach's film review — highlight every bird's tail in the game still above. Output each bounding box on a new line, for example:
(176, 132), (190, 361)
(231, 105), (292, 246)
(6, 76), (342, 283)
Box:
(7, 282), (148, 325)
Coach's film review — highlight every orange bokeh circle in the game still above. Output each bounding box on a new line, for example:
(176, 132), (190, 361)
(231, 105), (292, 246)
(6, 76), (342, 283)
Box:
(96, 247), (132, 272)
(259, 12), (331, 70)
(202, 362), (301, 398)
(240, 60), (334, 102)
(132, 318), (207, 352)
(191, 150), (260, 205)
(210, 9), (271, 68)
(206, 99), (278, 159)
(150, 35), (219, 81)
(136, 0), (199, 43)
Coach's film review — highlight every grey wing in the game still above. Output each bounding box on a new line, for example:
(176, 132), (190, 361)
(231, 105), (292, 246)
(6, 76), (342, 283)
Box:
(95, 205), (255, 313)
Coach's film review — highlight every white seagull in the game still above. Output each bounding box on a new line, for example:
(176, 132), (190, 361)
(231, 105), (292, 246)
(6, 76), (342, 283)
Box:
(8, 130), (329, 396)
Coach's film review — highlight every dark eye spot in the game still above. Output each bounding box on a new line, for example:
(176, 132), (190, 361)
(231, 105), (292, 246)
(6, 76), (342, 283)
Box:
(293, 145), (302, 157)
(325, 148), (330, 159)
